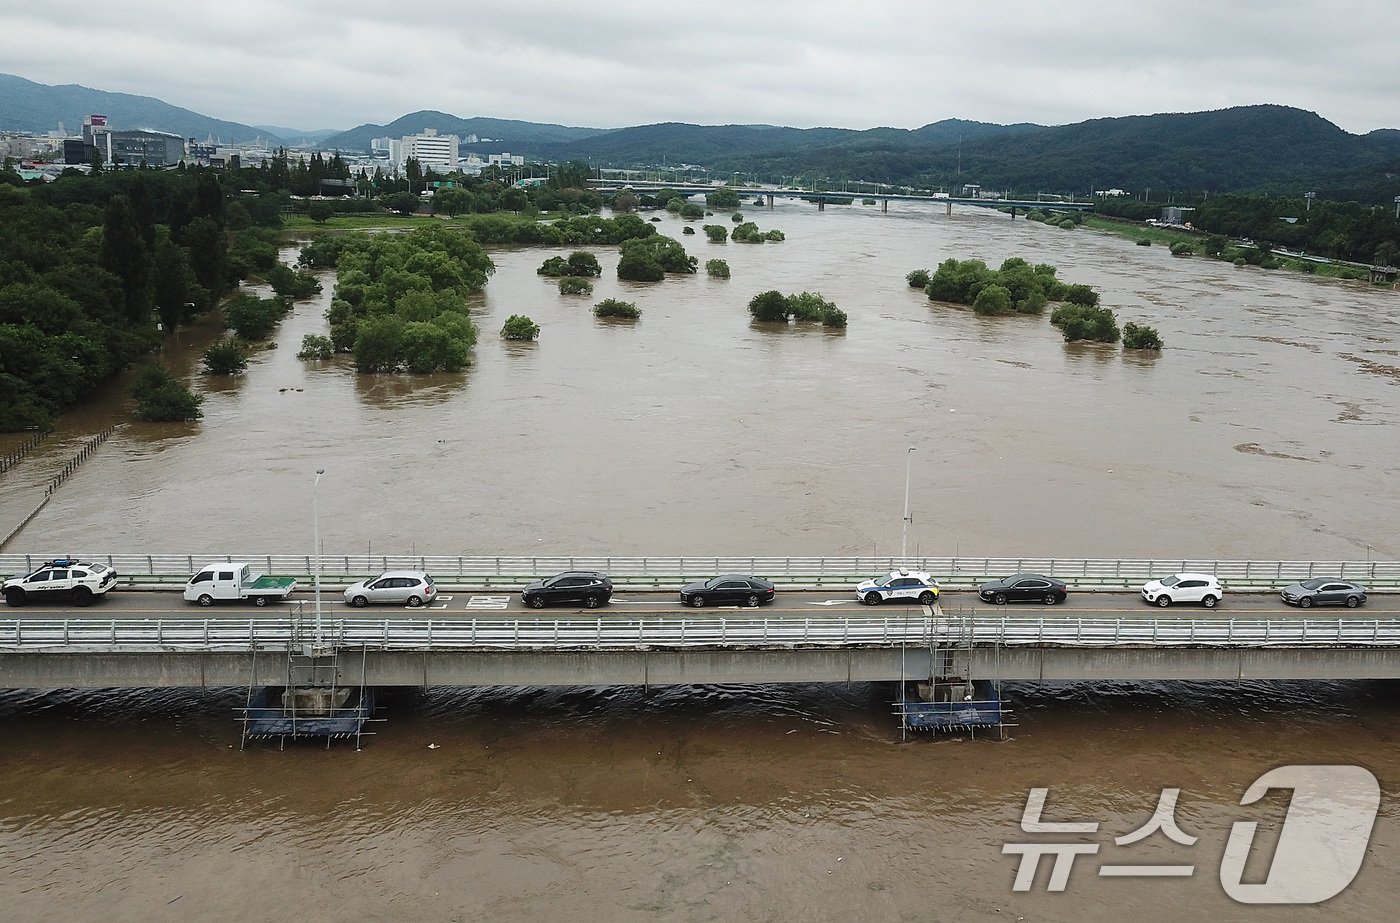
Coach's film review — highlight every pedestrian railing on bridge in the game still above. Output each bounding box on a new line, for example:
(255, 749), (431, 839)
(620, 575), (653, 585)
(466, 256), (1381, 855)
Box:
(1, 554), (1397, 592)
(5, 615), (1400, 653)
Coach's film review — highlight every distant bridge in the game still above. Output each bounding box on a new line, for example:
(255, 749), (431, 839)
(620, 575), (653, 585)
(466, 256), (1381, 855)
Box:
(587, 181), (1095, 215)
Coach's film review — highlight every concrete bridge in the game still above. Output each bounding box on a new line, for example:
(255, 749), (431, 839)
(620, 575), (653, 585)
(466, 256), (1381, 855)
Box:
(587, 181), (1095, 216)
(4, 553), (1389, 593)
(3, 554), (1396, 739)
(4, 604), (1400, 689)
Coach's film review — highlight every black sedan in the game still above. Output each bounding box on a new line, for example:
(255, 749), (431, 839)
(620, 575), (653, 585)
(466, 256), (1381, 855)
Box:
(679, 574), (776, 608)
(978, 573), (1068, 605)
(521, 571), (613, 609)
(1280, 578), (1367, 609)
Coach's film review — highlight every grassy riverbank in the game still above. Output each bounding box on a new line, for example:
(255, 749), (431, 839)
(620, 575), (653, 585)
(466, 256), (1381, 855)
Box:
(1082, 216), (1371, 281)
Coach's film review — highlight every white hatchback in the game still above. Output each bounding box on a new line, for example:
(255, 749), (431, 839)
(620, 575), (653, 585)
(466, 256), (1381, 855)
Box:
(1140, 573), (1224, 608)
(855, 570), (940, 606)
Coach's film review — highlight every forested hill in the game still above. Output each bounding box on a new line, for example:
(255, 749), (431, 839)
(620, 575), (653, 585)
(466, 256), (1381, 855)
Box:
(523, 118), (1040, 167)
(320, 112), (605, 152)
(0, 73), (279, 145)
(599, 106), (1400, 200)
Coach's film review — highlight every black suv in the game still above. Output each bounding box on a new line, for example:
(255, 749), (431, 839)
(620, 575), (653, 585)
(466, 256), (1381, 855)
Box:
(521, 571), (614, 609)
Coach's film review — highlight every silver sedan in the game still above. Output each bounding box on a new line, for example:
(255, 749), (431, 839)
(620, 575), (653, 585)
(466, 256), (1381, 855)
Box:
(343, 571), (437, 607)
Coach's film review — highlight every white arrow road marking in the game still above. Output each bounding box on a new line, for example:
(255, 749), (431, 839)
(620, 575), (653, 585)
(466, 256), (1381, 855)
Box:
(464, 595), (511, 610)
(809, 599), (857, 606)
(607, 599), (672, 605)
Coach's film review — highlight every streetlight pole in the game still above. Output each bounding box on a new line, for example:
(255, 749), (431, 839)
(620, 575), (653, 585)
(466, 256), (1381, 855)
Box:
(901, 447), (915, 563)
(313, 468), (324, 647)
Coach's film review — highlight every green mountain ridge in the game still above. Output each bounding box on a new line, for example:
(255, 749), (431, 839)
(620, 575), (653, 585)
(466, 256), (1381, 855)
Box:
(0, 73), (281, 145)
(320, 111), (605, 151)
(5, 74), (1399, 201)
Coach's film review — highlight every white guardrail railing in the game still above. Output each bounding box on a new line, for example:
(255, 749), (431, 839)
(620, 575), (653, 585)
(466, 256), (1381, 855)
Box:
(1, 554), (1397, 591)
(4, 616), (1400, 652)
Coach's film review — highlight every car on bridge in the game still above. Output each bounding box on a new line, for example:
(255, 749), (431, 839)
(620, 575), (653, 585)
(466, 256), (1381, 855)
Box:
(855, 570), (940, 606)
(978, 573), (1068, 605)
(343, 571), (437, 608)
(3, 558), (117, 607)
(1140, 573), (1224, 608)
(679, 574), (775, 608)
(521, 571), (613, 609)
(1280, 578), (1366, 609)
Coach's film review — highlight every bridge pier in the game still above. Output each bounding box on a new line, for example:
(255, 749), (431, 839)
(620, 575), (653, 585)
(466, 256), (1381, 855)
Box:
(766, 194), (774, 209)
(818, 196), (825, 211)
(882, 199), (888, 213)
(945, 201), (952, 216)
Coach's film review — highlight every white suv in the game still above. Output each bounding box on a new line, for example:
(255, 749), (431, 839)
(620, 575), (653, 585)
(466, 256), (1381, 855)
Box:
(855, 570), (940, 606)
(1140, 573), (1224, 609)
(3, 558), (118, 607)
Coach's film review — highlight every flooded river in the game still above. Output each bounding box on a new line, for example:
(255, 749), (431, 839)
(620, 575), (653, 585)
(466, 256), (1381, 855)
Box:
(4, 201), (1398, 559)
(3, 202), (1400, 921)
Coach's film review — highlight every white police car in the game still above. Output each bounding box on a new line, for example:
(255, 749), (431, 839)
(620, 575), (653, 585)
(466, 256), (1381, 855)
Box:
(855, 570), (940, 606)
(3, 558), (118, 607)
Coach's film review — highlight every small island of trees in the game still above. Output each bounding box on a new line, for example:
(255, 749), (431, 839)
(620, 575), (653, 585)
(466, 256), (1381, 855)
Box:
(748, 290), (847, 328)
(616, 235), (697, 281)
(916, 256), (1164, 348)
(301, 225), (492, 372)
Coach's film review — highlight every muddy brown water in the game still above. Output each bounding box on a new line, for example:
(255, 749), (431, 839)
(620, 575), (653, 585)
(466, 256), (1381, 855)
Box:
(3, 202), (1397, 560)
(2, 204), (1399, 921)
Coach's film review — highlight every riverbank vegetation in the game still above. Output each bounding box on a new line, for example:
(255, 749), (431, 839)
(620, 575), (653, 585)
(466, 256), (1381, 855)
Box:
(130, 363), (202, 421)
(594, 299), (640, 319)
(201, 338), (249, 375)
(922, 257), (1067, 315)
(919, 256), (1164, 348)
(705, 259), (731, 279)
(748, 290), (846, 328)
(1123, 322), (1164, 349)
(0, 167), (254, 430)
(501, 315), (540, 340)
(732, 221), (786, 243)
(617, 235), (696, 281)
(538, 252), (602, 278)
(1051, 304), (1120, 344)
(302, 225), (492, 373)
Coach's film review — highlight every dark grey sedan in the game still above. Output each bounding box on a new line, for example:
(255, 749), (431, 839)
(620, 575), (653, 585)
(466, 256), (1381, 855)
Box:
(978, 573), (1068, 605)
(1280, 578), (1367, 609)
(679, 575), (775, 608)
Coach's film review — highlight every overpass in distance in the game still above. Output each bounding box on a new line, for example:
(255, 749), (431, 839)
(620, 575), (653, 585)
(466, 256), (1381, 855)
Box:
(586, 180), (1097, 214)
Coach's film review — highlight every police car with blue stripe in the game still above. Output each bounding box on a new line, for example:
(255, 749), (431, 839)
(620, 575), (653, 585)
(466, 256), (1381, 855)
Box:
(855, 570), (940, 606)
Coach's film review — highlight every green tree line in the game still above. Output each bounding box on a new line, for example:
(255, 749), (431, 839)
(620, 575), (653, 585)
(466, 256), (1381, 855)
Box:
(0, 167), (249, 430)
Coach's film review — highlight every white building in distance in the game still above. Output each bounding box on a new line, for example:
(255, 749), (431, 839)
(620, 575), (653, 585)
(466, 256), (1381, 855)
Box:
(401, 128), (458, 171)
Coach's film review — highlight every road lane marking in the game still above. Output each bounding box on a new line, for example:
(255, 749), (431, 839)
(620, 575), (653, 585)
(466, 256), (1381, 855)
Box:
(464, 595), (511, 610)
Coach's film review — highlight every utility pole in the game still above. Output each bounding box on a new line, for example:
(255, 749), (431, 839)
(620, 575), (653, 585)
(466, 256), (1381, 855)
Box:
(901, 447), (915, 563)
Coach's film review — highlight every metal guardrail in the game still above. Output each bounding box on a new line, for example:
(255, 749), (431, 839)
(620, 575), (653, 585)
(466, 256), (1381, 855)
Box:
(1, 554), (1397, 592)
(4, 615), (1400, 652)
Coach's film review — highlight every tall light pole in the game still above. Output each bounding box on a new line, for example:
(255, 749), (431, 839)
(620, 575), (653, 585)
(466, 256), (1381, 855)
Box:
(901, 447), (915, 563)
(313, 468), (325, 646)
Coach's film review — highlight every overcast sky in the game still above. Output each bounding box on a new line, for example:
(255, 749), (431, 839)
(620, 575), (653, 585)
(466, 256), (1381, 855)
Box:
(3, 0), (1395, 135)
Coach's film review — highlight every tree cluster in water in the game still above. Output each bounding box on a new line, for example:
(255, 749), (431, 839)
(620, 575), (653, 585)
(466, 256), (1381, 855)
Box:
(914, 257), (1160, 347)
(303, 227), (493, 373)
